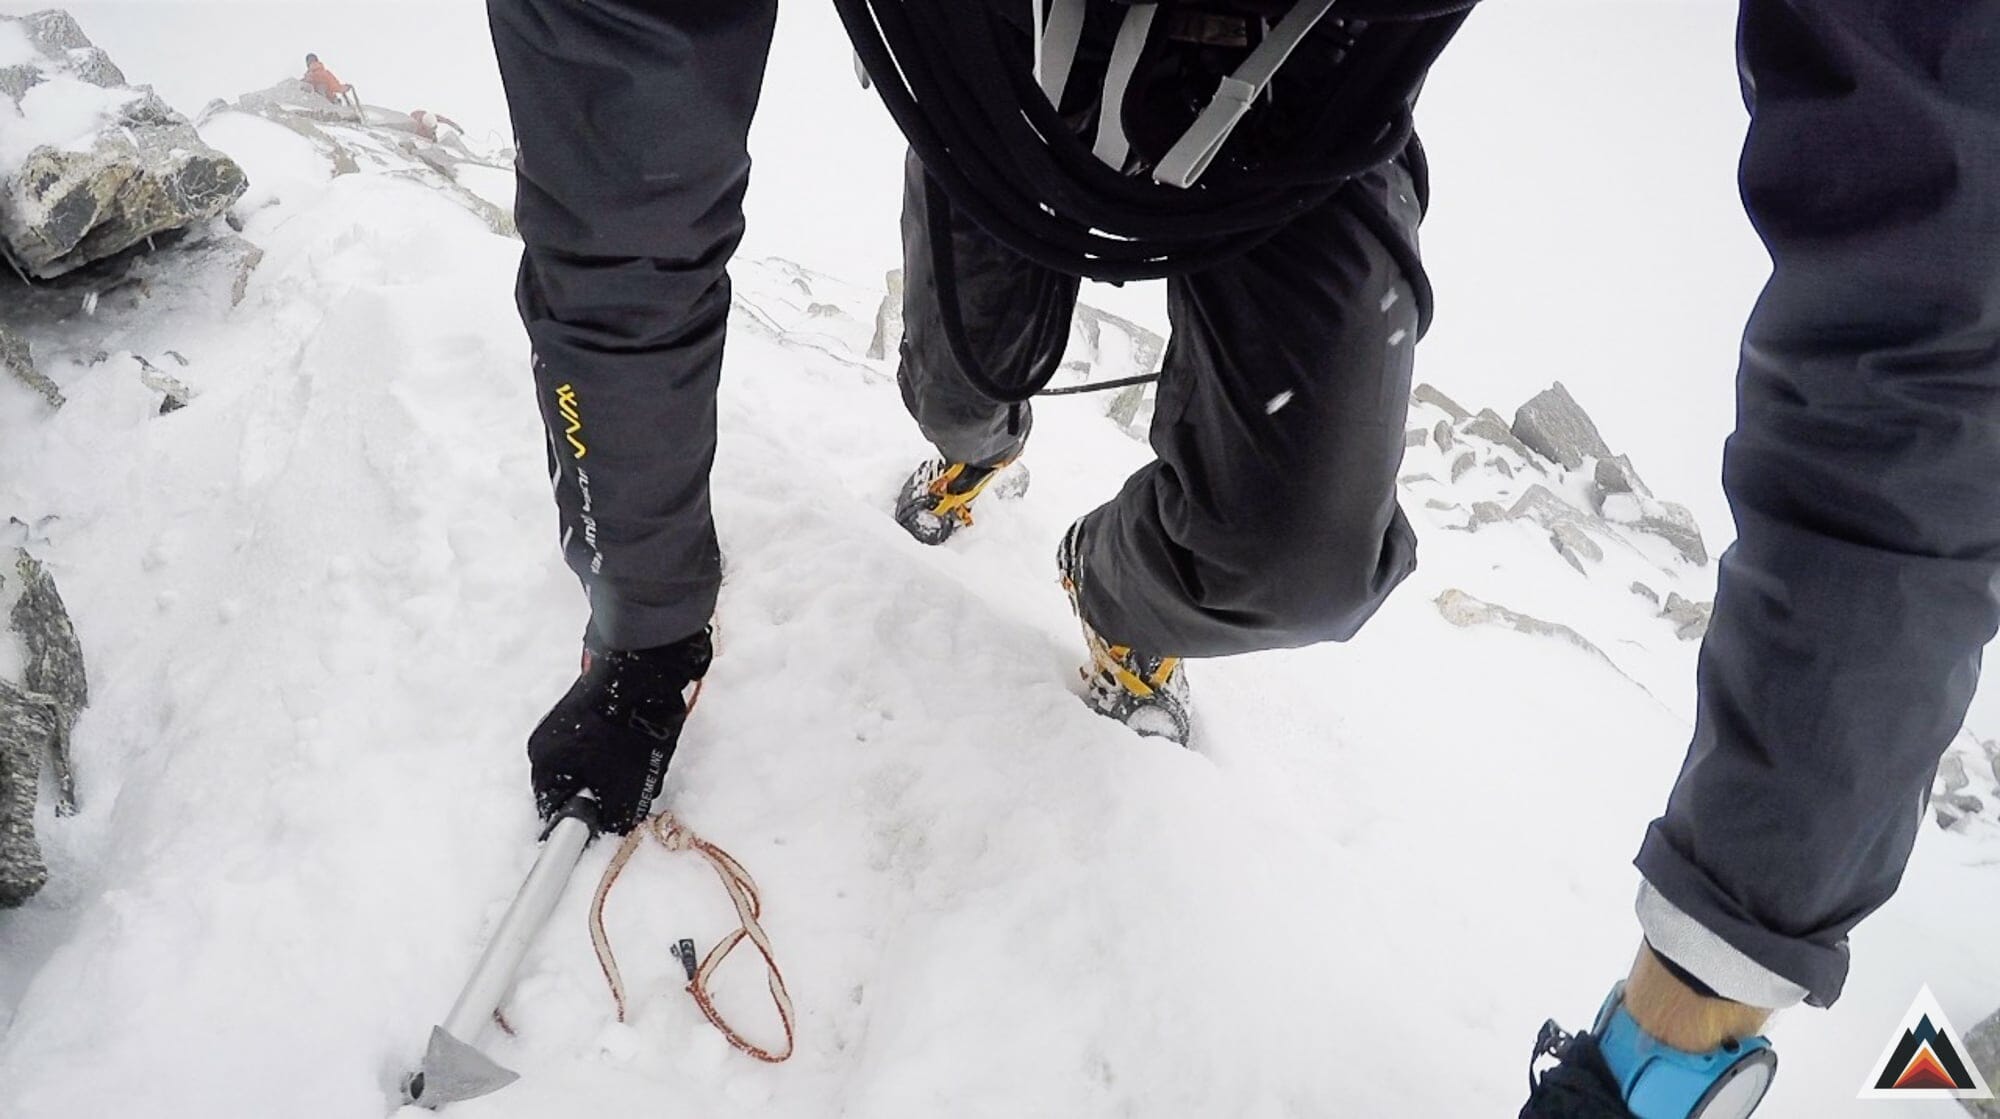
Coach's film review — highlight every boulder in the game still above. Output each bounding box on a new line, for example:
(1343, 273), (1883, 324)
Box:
(1630, 581), (1659, 606)
(0, 12), (247, 278)
(1449, 450), (1476, 481)
(1512, 382), (1612, 470)
(1404, 427), (1428, 449)
(1432, 419), (1455, 452)
(1594, 454), (1651, 498)
(1463, 407), (1542, 466)
(1412, 382), (1471, 422)
(1638, 501), (1709, 566)
(1551, 523), (1603, 573)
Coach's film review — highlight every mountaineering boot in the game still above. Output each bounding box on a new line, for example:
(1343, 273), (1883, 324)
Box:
(1521, 985), (1777, 1119)
(1058, 520), (1193, 745)
(894, 457), (1013, 545)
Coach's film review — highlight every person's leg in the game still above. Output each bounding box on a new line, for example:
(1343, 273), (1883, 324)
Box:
(1629, 0), (2000, 1044)
(1066, 156), (1423, 658)
(488, 0), (777, 649)
(896, 152), (1080, 469)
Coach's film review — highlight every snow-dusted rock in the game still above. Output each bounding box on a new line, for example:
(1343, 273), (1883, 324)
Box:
(1594, 453), (1650, 498)
(1661, 592), (1711, 641)
(1463, 407), (1541, 466)
(1, 322), (61, 407)
(1412, 381), (1470, 422)
(0, 675), (55, 907)
(0, 11), (247, 278)
(1511, 381), (1611, 470)
(11, 549), (83, 809)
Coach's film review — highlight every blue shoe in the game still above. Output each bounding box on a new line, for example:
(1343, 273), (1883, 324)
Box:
(1522, 985), (1777, 1119)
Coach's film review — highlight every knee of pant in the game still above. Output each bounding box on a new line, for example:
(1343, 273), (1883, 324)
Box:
(1230, 517), (1413, 644)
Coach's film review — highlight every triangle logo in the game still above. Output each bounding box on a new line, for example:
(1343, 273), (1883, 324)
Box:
(1858, 985), (1994, 1100)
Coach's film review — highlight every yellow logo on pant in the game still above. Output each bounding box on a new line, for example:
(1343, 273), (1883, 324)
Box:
(556, 383), (587, 459)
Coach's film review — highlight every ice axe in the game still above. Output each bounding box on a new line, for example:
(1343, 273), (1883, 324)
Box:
(402, 793), (602, 1108)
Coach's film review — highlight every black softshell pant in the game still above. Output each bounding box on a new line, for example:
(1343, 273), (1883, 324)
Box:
(1634, 0), (2000, 1010)
(898, 151), (1424, 655)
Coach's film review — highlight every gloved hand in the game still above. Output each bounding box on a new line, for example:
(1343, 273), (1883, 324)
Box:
(528, 627), (713, 835)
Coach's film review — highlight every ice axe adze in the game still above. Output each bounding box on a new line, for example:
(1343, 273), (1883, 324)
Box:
(403, 793), (602, 1108)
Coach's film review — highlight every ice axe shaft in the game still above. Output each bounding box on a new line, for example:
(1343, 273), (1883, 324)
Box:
(404, 793), (601, 1108)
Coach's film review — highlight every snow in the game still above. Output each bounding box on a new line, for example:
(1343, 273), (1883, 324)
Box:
(0, 74), (139, 171)
(0, 2), (1995, 1117)
(0, 18), (32, 68)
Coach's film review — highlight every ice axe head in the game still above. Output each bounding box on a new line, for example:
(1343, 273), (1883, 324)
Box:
(403, 1025), (519, 1109)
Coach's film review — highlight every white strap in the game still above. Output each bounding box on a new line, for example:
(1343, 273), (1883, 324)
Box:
(1037, 0), (1089, 108)
(1153, 0), (1340, 188)
(1092, 3), (1159, 171)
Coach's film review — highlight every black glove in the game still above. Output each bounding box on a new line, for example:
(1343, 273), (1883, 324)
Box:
(528, 627), (713, 835)
(1522, 1024), (1633, 1118)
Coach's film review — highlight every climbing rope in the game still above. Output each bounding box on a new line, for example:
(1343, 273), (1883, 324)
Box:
(588, 810), (797, 1065)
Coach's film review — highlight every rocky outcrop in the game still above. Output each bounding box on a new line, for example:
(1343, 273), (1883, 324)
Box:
(868, 268), (904, 360)
(0, 549), (86, 907)
(1933, 733), (2000, 834)
(11, 549), (83, 814)
(0, 11), (247, 278)
(1512, 382), (1612, 470)
(0, 676), (56, 907)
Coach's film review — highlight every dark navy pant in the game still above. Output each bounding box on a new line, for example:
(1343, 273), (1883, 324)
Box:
(1635, 0), (2000, 1009)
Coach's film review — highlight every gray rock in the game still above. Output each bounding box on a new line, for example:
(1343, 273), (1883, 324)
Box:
(1508, 484), (1594, 531)
(0, 676), (55, 907)
(1449, 451), (1476, 482)
(1405, 427), (1428, 449)
(12, 549), (83, 813)
(868, 271), (904, 359)
(1512, 382), (1612, 470)
(0, 62), (40, 100)
(1662, 592), (1713, 642)
(16, 10), (93, 55)
(1630, 581), (1660, 606)
(1463, 408), (1542, 466)
(64, 46), (125, 88)
(1398, 472), (1436, 487)
(1492, 458), (1514, 480)
(1965, 1009), (2000, 1118)
(1423, 499), (1460, 512)
(1638, 501), (1710, 566)
(1594, 454), (1651, 498)
(1433, 420), (1455, 452)
(0, 21), (248, 278)
(2, 324), (63, 408)
(1938, 752), (1970, 796)
(1412, 382), (1471, 422)
(1469, 501), (1509, 526)
(1551, 523), (1603, 573)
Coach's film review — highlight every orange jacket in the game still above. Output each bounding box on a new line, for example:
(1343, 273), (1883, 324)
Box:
(305, 60), (348, 101)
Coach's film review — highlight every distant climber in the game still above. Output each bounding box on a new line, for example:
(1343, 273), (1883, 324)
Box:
(302, 53), (354, 108)
(409, 109), (463, 143)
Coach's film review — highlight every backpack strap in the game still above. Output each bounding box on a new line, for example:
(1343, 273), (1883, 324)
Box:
(1153, 0), (1340, 187)
(1035, 0), (1090, 106)
(1091, 2), (1160, 170)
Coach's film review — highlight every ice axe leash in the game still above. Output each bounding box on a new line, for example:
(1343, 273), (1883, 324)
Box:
(403, 794), (795, 1108)
(403, 792), (603, 1108)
